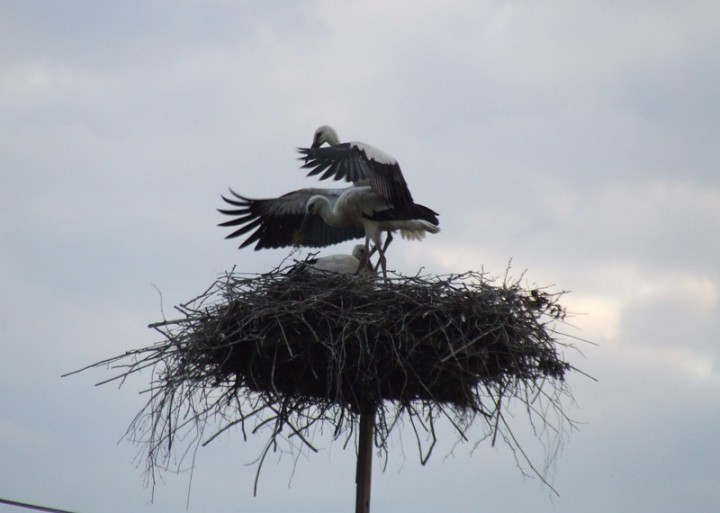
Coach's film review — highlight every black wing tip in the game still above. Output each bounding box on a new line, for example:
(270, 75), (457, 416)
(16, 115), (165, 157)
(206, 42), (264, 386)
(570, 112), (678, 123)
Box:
(415, 204), (440, 225)
(222, 187), (248, 199)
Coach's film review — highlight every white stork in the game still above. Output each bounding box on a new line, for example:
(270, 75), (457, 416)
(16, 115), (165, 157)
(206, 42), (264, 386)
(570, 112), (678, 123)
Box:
(303, 185), (439, 276)
(295, 245), (374, 275)
(218, 185), (439, 276)
(296, 126), (439, 268)
(218, 187), (364, 250)
(298, 125), (415, 209)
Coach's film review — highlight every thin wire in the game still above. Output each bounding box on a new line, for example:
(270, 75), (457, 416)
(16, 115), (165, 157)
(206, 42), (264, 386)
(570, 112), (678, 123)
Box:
(0, 498), (81, 513)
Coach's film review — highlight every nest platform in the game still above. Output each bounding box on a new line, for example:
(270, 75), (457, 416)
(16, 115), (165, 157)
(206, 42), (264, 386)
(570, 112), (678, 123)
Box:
(78, 265), (577, 491)
(183, 269), (568, 412)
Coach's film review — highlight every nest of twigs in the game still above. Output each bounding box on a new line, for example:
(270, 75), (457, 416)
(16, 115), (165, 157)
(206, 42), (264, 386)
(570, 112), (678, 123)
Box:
(184, 269), (568, 410)
(76, 264), (578, 493)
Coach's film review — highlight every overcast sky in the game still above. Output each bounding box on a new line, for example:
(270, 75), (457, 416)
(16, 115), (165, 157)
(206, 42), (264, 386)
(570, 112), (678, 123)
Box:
(2, 1), (719, 512)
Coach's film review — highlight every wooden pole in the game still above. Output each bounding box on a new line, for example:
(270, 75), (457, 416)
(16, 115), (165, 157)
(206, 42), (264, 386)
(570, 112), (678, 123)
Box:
(355, 403), (375, 513)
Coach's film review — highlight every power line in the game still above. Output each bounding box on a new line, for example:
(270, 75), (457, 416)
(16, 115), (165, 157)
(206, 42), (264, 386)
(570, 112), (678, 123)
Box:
(0, 498), (81, 513)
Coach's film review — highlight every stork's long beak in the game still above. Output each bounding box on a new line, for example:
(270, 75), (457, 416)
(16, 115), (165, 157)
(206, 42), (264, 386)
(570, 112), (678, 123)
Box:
(294, 213), (311, 246)
(311, 132), (326, 149)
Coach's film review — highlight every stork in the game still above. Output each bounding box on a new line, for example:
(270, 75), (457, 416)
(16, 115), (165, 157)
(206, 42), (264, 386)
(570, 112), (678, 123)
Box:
(218, 187), (364, 250)
(298, 125), (414, 209)
(297, 125), (438, 268)
(218, 185), (439, 277)
(294, 245), (374, 275)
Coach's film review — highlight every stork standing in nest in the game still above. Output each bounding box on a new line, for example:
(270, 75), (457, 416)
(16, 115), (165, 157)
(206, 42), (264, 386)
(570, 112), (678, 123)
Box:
(218, 126), (439, 277)
(297, 125), (440, 275)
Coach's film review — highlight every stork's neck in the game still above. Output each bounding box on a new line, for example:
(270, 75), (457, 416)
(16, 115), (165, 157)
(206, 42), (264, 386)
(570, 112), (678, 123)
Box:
(325, 132), (340, 146)
(316, 125), (340, 146)
(313, 196), (345, 227)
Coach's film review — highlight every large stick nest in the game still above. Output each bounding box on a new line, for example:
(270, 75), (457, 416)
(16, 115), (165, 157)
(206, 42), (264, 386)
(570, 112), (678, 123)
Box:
(78, 264), (579, 492)
(184, 270), (569, 410)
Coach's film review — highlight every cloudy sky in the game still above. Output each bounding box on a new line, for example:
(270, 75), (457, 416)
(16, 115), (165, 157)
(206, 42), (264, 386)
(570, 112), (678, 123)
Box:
(2, 1), (719, 512)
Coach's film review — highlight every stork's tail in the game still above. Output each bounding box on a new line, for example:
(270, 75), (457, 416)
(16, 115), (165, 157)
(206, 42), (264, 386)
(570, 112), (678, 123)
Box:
(411, 203), (440, 226)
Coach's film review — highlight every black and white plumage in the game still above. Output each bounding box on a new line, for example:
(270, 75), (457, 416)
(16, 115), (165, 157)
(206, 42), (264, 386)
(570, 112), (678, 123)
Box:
(302, 185), (438, 276)
(298, 125), (415, 209)
(218, 188), (365, 250)
(218, 185), (439, 276)
(295, 244), (374, 275)
(220, 125), (439, 276)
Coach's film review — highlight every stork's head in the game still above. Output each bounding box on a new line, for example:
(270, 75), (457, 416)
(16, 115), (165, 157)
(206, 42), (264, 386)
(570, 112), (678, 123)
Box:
(305, 195), (322, 215)
(351, 243), (375, 273)
(351, 244), (367, 261)
(311, 125), (340, 148)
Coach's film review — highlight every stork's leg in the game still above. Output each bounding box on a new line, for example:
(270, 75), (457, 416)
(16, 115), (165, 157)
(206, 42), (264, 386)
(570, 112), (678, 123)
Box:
(375, 239), (388, 280)
(381, 231), (394, 254)
(376, 249), (387, 279)
(367, 232), (389, 259)
(373, 232), (393, 276)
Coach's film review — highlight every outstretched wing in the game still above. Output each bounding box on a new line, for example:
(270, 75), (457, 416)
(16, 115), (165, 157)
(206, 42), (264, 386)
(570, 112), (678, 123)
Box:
(218, 188), (365, 249)
(298, 142), (415, 209)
